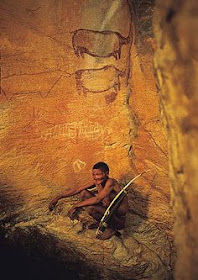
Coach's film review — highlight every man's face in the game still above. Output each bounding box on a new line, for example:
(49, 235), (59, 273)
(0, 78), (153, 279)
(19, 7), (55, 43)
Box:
(92, 168), (108, 185)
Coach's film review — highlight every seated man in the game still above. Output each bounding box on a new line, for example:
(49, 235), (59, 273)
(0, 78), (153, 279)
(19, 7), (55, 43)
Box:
(49, 162), (129, 240)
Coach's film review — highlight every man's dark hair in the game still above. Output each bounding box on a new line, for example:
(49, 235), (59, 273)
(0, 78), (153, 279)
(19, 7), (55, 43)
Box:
(93, 162), (109, 173)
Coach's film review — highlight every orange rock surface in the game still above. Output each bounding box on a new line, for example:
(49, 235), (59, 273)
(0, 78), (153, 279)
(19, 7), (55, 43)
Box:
(0, 0), (171, 233)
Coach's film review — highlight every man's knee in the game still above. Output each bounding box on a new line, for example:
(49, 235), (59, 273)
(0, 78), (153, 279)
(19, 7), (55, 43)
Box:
(86, 206), (103, 221)
(80, 190), (92, 200)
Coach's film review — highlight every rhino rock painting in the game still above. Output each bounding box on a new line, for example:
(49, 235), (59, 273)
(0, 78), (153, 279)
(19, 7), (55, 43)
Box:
(75, 65), (125, 95)
(72, 29), (131, 60)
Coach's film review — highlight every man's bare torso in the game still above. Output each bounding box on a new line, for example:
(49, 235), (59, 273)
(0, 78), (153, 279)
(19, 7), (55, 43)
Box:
(95, 178), (121, 206)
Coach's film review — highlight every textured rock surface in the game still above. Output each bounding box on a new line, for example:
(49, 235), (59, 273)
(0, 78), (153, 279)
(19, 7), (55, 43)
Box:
(154, 0), (198, 279)
(0, 0), (174, 279)
(3, 206), (172, 280)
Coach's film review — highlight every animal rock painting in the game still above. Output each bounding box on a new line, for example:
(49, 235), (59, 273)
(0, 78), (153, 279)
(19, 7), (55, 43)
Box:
(75, 65), (125, 95)
(72, 29), (130, 60)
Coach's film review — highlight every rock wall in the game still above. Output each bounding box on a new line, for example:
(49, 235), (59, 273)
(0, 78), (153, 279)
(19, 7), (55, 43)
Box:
(154, 0), (198, 279)
(0, 0), (171, 230)
(0, 0), (134, 222)
(0, 0), (174, 279)
(128, 0), (172, 230)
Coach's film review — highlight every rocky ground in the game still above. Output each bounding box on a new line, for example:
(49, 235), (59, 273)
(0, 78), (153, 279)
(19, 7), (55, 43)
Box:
(0, 199), (174, 280)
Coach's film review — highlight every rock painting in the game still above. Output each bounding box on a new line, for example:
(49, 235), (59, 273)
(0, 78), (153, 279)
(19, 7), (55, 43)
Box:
(72, 29), (130, 60)
(75, 65), (124, 95)
(73, 159), (86, 173)
(72, 7), (133, 99)
(42, 121), (112, 141)
(1, 73), (62, 100)
(105, 91), (118, 104)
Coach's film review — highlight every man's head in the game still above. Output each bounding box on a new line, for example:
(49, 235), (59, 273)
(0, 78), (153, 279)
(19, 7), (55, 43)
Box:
(92, 162), (109, 185)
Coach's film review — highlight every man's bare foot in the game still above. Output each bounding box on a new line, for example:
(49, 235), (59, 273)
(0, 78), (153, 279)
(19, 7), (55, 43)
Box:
(96, 227), (116, 240)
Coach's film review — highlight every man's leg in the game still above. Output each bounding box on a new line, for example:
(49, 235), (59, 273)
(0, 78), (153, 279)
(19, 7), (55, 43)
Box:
(79, 190), (104, 227)
(80, 189), (94, 200)
(79, 191), (127, 239)
(87, 205), (125, 240)
(96, 213), (126, 240)
(86, 205), (106, 222)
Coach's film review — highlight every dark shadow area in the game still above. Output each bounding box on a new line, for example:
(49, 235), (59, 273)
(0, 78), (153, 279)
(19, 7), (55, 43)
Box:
(125, 186), (149, 236)
(128, 0), (155, 53)
(119, 177), (149, 221)
(0, 181), (26, 226)
(127, 183), (149, 218)
(0, 223), (103, 280)
(0, 233), (80, 280)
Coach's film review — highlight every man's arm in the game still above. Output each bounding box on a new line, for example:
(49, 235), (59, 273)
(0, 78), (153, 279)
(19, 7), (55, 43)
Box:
(49, 184), (91, 211)
(68, 179), (115, 217)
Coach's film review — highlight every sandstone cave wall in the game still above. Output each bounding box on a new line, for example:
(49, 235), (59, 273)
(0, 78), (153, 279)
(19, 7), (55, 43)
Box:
(154, 0), (198, 279)
(0, 0), (171, 234)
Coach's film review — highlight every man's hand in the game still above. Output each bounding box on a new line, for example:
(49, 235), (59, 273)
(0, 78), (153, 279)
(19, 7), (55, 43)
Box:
(68, 206), (78, 220)
(49, 199), (58, 211)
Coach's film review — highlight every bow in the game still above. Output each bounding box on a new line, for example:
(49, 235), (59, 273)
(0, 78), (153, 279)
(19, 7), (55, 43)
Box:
(96, 170), (150, 237)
